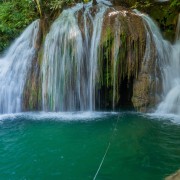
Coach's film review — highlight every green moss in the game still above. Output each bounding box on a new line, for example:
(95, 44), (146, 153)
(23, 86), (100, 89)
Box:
(97, 9), (147, 109)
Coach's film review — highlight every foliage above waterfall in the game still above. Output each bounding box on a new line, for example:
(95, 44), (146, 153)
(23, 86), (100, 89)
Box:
(0, 0), (38, 52)
(0, 0), (74, 52)
(113, 0), (179, 41)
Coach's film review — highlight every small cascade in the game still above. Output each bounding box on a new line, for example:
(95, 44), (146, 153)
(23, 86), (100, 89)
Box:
(42, 2), (109, 111)
(156, 14), (180, 115)
(0, 20), (40, 114)
(42, 4), (83, 111)
(135, 10), (180, 115)
(134, 10), (172, 72)
(131, 10), (172, 112)
(86, 3), (108, 110)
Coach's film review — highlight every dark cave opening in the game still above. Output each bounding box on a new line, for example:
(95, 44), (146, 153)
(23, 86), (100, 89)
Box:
(96, 75), (134, 111)
(118, 76), (134, 109)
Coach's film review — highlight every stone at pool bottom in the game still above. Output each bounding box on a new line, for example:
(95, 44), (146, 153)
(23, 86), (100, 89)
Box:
(165, 170), (180, 180)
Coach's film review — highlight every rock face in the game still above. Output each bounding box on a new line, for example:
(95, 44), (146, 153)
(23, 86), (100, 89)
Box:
(97, 6), (160, 111)
(97, 7), (147, 110)
(132, 31), (158, 112)
(22, 5), (163, 112)
(132, 73), (156, 112)
(23, 20), (43, 111)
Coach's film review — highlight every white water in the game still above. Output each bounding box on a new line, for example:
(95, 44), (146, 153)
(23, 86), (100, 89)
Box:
(0, 2), (178, 115)
(156, 13), (180, 115)
(0, 20), (40, 114)
(156, 42), (180, 115)
(42, 2), (109, 111)
(134, 10), (172, 70)
(0, 111), (117, 122)
(42, 4), (83, 111)
(135, 11), (180, 116)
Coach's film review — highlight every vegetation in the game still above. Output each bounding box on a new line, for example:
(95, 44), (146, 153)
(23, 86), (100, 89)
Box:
(112, 0), (179, 41)
(0, 0), (74, 52)
(133, 0), (179, 41)
(0, 0), (37, 52)
(152, 0), (179, 41)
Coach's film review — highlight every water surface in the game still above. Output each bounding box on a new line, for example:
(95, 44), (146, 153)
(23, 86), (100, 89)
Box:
(0, 112), (180, 179)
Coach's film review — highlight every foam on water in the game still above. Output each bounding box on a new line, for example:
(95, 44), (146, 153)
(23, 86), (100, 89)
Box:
(0, 111), (118, 122)
(145, 112), (180, 125)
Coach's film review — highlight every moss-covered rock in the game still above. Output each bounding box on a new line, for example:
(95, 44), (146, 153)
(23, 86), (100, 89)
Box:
(97, 7), (147, 110)
(22, 20), (43, 111)
(132, 73), (156, 112)
(110, 0), (179, 42)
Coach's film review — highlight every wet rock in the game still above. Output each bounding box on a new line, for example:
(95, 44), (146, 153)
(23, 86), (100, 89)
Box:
(23, 20), (43, 111)
(165, 169), (180, 180)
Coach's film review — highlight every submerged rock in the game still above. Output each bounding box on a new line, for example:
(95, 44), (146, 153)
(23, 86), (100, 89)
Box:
(165, 169), (180, 180)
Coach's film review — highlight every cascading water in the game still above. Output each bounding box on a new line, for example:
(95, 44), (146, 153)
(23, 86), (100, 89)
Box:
(156, 43), (180, 114)
(0, 20), (40, 114)
(42, 1), (109, 111)
(132, 11), (179, 115)
(134, 10), (172, 72)
(0, 1), (178, 115)
(136, 11), (180, 115)
(86, 3), (108, 110)
(42, 4), (83, 111)
(156, 15), (180, 115)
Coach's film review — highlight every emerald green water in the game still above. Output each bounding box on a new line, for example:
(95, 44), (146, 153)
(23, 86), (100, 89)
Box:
(0, 112), (180, 180)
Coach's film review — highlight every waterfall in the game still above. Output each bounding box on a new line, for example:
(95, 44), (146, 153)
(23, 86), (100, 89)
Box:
(134, 11), (178, 115)
(0, 20), (40, 114)
(42, 4), (83, 111)
(156, 42), (180, 115)
(156, 14), (180, 115)
(134, 10), (172, 71)
(42, 2), (109, 111)
(135, 11), (180, 115)
(0, 1), (178, 114)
